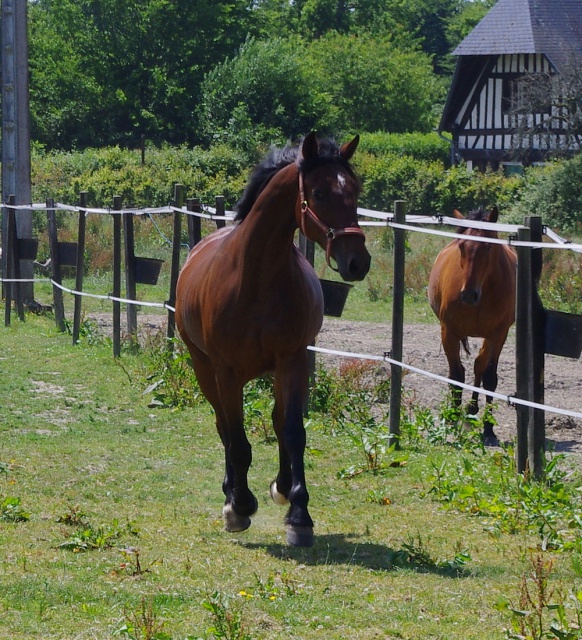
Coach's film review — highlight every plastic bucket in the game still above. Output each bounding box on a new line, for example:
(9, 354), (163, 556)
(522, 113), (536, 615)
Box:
(134, 257), (164, 285)
(319, 279), (352, 317)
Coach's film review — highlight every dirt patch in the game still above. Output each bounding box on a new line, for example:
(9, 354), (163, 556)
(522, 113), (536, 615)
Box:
(89, 312), (582, 460)
(317, 318), (582, 459)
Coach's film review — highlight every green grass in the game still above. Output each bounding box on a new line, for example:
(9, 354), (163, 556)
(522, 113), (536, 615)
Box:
(1, 311), (581, 639)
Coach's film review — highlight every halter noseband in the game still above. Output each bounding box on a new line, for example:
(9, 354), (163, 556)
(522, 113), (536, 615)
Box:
(298, 172), (365, 271)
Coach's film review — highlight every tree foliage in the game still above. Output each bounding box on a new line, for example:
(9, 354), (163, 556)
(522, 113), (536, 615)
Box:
(28, 0), (252, 148)
(25, 0), (487, 149)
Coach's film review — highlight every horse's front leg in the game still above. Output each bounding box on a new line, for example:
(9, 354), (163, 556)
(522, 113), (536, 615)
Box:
(271, 354), (314, 547)
(214, 370), (258, 533)
(441, 326), (465, 410)
(475, 335), (507, 444)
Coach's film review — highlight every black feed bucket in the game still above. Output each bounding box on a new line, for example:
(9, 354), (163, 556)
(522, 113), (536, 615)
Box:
(58, 241), (78, 266)
(134, 257), (164, 285)
(319, 279), (352, 317)
(17, 238), (39, 261)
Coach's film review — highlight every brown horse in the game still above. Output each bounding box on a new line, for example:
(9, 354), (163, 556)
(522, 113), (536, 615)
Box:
(175, 133), (371, 546)
(428, 207), (516, 443)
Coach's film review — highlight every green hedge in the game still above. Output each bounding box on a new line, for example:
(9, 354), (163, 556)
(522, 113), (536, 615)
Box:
(29, 140), (582, 233)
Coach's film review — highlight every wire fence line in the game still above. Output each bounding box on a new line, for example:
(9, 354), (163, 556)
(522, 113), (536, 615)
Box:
(1, 198), (581, 423)
(5, 198), (582, 250)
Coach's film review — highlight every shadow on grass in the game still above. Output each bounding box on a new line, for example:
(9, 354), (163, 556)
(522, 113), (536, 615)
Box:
(243, 533), (472, 577)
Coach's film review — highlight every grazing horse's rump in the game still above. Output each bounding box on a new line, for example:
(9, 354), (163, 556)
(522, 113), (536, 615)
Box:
(428, 207), (517, 443)
(176, 132), (371, 546)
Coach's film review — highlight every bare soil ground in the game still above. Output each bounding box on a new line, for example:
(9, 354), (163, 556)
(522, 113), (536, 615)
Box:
(92, 313), (582, 459)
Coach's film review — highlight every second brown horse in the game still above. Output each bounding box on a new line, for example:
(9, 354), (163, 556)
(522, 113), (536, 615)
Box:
(428, 207), (517, 443)
(176, 133), (370, 546)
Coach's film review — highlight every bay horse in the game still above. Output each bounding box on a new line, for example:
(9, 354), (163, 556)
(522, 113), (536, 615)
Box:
(428, 207), (516, 443)
(175, 132), (371, 546)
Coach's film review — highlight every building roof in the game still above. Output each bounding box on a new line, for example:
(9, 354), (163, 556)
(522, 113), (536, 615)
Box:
(453, 0), (582, 71)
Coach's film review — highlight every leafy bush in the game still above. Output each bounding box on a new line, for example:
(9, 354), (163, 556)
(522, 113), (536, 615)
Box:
(197, 33), (442, 147)
(435, 164), (524, 216)
(359, 131), (450, 164)
(508, 156), (582, 231)
(354, 151), (444, 213)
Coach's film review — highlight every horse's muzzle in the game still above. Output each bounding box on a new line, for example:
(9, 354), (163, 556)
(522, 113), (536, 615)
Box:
(461, 288), (481, 306)
(339, 247), (371, 282)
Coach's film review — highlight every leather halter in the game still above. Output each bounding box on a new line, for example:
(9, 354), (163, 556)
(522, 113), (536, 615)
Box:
(298, 171), (365, 271)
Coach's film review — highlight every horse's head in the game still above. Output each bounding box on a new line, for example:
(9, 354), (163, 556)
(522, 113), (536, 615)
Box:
(296, 132), (371, 282)
(454, 207), (499, 306)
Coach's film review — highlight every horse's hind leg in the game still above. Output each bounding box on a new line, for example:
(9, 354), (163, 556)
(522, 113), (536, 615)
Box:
(271, 355), (314, 547)
(187, 345), (258, 532)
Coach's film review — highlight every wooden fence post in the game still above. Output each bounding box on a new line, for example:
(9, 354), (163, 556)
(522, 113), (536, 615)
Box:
(389, 200), (406, 448)
(527, 215), (545, 478)
(167, 184), (184, 341)
(72, 192), (87, 344)
(186, 197), (202, 248)
(112, 196), (122, 357)
(4, 195), (21, 325)
(123, 203), (138, 342)
(515, 224), (534, 475)
(46, 198), (66, 332)
(215, 195), (226, 230)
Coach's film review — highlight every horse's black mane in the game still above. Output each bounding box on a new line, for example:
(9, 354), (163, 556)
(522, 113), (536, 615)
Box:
(456, 206), (486, 235)
(234, 137), (354, 222)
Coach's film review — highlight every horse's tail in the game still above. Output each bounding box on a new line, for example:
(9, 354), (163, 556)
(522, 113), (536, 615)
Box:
(461, 337), (471, 355)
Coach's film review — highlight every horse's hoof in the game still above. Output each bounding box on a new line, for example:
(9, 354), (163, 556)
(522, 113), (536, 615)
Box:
(222, 504), (251, 533)
(286, 525), (314, 547)
(483, 433), (499, 447)
(270, 481), (289, 506)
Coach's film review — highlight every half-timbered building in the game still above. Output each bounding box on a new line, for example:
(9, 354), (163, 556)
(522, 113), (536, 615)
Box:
(439, 0), (582, 172)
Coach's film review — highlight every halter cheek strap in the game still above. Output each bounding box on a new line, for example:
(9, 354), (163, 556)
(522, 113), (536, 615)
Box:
(298, 172), (365, 271)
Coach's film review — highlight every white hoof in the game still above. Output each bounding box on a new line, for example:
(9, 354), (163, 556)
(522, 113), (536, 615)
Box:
(270, 481), (289, 506)
(222, 504), (251, 533)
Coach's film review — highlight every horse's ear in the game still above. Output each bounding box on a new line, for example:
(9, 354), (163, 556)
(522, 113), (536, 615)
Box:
(301, 132), (319, 161)
(452, 209), (465, 220)
(339, 135), (359, 160)
(486, 206), (499, 223)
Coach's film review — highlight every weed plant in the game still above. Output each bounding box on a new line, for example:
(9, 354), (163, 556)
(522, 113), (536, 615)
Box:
(141, 334), (203, 409)
(427, 447), (582, 553)
(496, 554), (582, 639)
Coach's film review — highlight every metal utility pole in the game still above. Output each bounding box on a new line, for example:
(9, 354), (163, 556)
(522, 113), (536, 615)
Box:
(2, 0), (33, 302)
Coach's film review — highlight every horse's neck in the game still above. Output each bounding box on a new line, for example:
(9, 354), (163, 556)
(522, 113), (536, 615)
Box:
(239, 163), (300, 266)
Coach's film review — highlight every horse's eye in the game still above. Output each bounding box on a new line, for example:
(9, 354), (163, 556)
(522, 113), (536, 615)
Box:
(312, 189), (324, 202)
